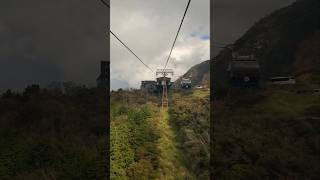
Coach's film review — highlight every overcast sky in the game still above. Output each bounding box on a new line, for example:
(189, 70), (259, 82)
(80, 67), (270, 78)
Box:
(111, 0), (296, 90)
(212, 0), (295, 56)
(110, 0), (210, 90)
(0, 0), (106, 92)
(0, 0), (296, 92)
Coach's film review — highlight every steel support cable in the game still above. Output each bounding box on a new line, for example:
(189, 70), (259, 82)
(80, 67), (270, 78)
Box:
(163, 0), (191, 71)
(110, 31), (153, 72)
(99, 0), (153, 72)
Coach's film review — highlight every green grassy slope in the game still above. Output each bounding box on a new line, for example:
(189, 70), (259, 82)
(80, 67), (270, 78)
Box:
(156, 110), (191, 179)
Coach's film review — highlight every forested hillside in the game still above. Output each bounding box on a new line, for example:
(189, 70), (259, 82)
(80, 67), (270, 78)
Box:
(0, 85), (108, 179)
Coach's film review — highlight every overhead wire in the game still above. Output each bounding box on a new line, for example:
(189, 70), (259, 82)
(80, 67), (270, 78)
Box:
(110, 31), (153, 72)
(163, 0), (191, 71)
(98, 0), (236, 73)
(99, 0), (153, 72)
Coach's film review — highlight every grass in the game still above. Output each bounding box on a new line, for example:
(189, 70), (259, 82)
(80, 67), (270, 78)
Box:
(110, 92), (160, 179)
(110, 90), (195, 179)
(156, 109), (192, 179)
(168, 89), (210, 179)
(110, 89), (210, 179)
(192, 89), (210, 99)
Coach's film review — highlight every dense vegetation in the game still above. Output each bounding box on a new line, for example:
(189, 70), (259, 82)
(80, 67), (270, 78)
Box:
(212, 1), (320, 177)
(212, 84), (320, 179)
(111, 89), (210, 179)
(110, 90), (160, 179)
(0, 85), (108, 179)
(169, 89), (210, 179)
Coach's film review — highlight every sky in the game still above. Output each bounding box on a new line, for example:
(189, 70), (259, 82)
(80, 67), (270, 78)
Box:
(0, 0), (106, 92)
(110, 0), (210, 90)
(212, 0), (295, 56)
(0, 0), (296, 92)
(111, 0), (297, 90)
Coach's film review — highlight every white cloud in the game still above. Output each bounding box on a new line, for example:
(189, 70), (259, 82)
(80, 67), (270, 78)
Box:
(110, 0), (210, 89)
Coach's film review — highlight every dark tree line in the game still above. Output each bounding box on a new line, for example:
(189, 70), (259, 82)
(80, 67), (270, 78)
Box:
(0, 84), (108, 179)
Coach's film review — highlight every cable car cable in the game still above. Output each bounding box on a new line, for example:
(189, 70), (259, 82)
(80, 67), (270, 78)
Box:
(110, 31), (153, 72)
(98, 0), (153, 72)
(163, 0), (191, 71)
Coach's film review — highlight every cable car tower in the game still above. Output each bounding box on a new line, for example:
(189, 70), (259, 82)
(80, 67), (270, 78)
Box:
(156, 69), (173, 109)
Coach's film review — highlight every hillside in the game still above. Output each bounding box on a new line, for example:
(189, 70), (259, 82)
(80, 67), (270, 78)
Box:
(174, 60), (210, 88)
(212, 0), (320, 178)
(213, 86), (320, 179)
(214, 0), (320, 89)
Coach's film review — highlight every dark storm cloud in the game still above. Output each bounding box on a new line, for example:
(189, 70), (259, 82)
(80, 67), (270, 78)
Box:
(212, 0), (296, 56)
(0, 0), (106, 92)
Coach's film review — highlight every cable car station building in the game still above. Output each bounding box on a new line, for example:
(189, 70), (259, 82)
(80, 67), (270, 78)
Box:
(180, 77), (192, 89)
(228, 53), (261, 86)
(140, 69), (173, 93)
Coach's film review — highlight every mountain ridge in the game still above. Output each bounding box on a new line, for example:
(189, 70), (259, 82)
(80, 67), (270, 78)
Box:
(174, 60), (210, 88)
(213, 0), (320, 89)
(176, 0), (320, 90)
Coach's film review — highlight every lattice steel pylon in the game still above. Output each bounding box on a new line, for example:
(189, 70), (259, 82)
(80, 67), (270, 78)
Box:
(162, 82), (168, 109)
(156, 69), (173, 110)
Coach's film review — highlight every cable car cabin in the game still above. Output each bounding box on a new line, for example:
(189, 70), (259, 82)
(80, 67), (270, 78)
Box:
(228, 54), (260, 86)
(180, 78), (192, 89)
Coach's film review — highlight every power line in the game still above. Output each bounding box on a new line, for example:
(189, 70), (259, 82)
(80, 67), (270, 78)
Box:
(163, 0), (191, 71)
(160, 0), (190, 109)
(110, 31), (153, 72)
